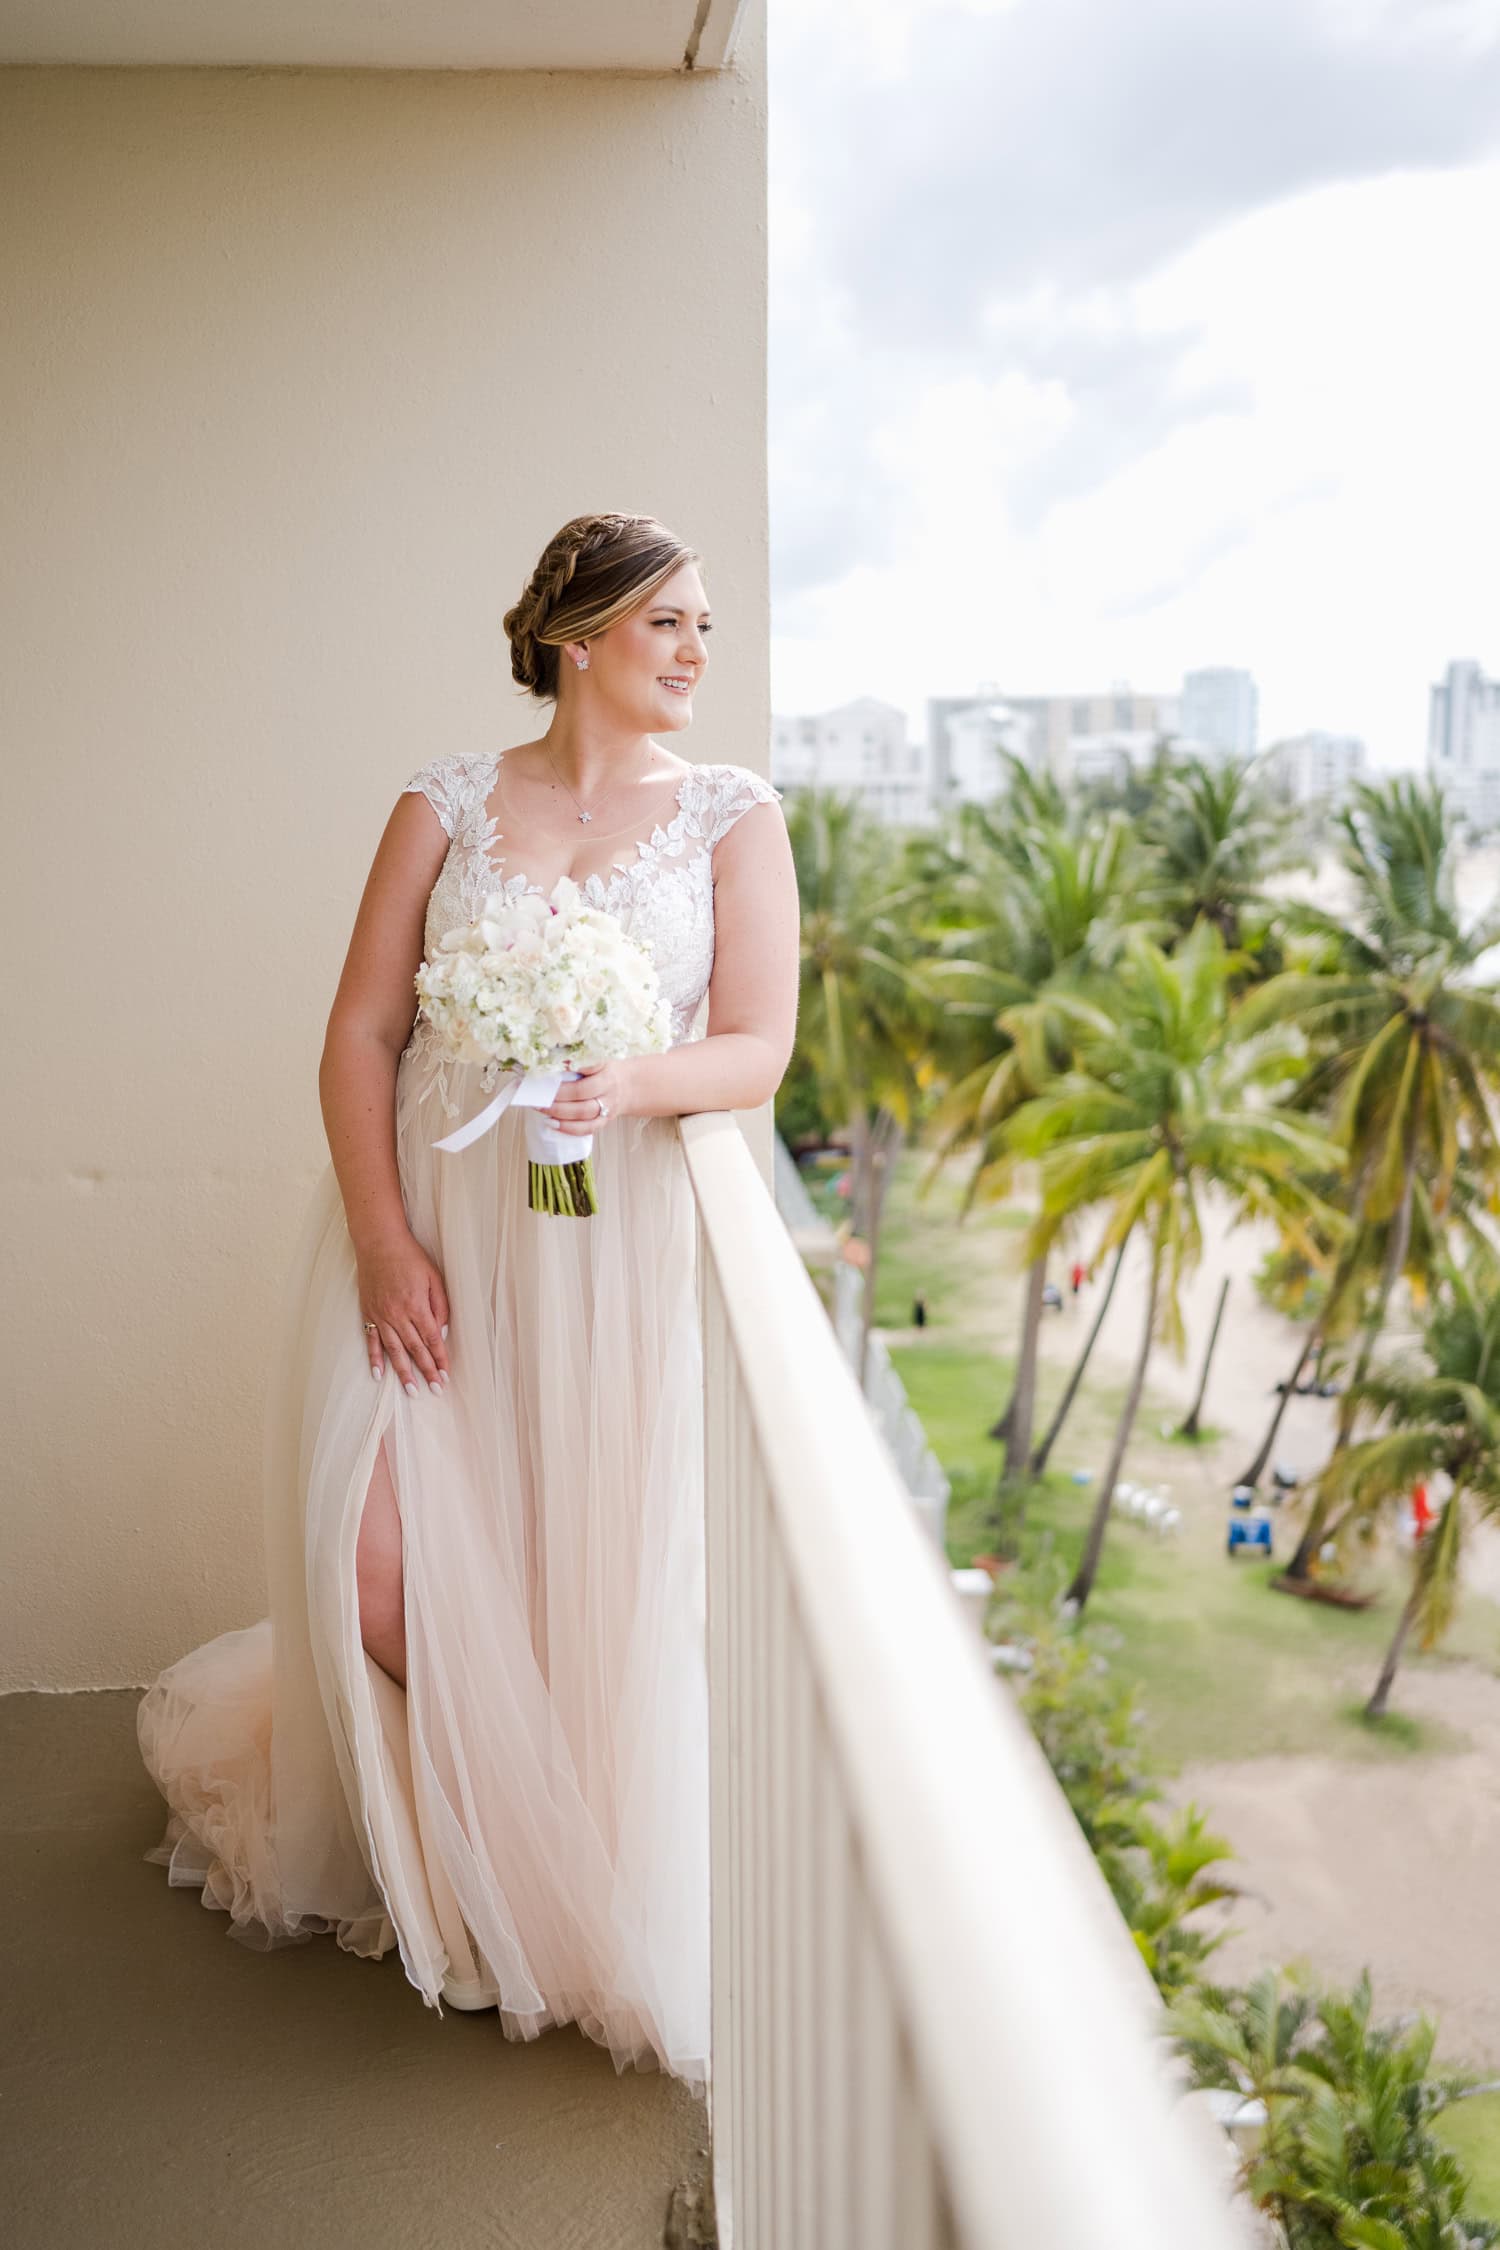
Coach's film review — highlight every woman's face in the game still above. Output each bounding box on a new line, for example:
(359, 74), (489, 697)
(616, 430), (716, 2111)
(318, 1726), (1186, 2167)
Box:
(574, 560), (711, 736)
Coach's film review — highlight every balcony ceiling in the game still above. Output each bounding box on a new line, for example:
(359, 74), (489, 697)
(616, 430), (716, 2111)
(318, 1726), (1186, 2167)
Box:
(0, 0), (745, 71)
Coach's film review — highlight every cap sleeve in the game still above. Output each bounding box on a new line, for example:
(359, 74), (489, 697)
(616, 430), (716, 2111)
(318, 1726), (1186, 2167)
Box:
(705, 765), (785, 851)
(401, 754), (474, 841)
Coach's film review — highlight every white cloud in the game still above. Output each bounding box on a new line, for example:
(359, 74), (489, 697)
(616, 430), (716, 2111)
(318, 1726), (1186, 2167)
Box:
(770, 0), (1500, 767)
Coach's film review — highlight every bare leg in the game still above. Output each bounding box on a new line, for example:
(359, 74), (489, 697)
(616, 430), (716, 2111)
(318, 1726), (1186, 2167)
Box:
(356, 1432), (407, 1690)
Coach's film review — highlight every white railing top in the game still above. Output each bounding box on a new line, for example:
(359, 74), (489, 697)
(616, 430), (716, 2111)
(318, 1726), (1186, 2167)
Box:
(680, 1111), (1248, 2250)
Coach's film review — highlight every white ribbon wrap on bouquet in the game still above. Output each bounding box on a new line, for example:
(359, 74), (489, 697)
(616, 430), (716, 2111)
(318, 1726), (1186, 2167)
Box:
(432, 1064), (594, 1167)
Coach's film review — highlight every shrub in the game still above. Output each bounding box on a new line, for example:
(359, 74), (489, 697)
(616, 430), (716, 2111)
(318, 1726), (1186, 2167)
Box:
(1171, 1968), (1499, 2248)
(990, 1568), (1236, 1997)
(990, 1566), (1497, 2237)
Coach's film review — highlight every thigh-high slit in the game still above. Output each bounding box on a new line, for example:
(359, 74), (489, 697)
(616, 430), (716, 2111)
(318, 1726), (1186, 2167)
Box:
(355, 1430), (407, 1690)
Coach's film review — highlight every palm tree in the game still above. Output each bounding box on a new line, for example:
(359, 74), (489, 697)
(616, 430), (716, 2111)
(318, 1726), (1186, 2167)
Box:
(1313, 1256), (1500, 1718)
(919, 796), (1150, 1488)
(1234, 1168), (1368, 1491)
(1028, 1234), (1128, 1477)
(1171, 1967), (1499, 2246)
(1237, 777), (1500, 1570)
(1142, 751), (1300, 949)
(1177, 1274), (1230, 1440)
(1007, 922), (1340, 1610)
(1237, 1159), (1493, 1498)
(787, 789), (934, 1385)
(1072, 731), (1178, 823)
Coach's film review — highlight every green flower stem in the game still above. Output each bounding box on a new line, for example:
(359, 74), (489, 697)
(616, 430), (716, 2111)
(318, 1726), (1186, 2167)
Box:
(528, 1156), (599, 1218)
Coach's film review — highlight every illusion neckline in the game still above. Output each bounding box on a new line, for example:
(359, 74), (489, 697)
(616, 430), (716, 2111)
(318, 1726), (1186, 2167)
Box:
(469, 746), (701, 903)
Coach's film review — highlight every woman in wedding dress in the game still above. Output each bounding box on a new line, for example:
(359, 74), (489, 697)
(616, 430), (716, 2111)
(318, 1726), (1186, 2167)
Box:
(135, 511), (799, 2099)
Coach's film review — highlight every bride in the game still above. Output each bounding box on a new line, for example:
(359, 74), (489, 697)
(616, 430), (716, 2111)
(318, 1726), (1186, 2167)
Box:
(135, 511), (799, 2099)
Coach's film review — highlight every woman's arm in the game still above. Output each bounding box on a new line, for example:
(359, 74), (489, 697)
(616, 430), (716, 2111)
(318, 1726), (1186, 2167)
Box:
(548, 795), (800, 1130)
(319, 792), (453, 1392)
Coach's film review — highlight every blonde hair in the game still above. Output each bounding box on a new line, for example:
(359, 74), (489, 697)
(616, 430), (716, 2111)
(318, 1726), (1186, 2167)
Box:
(503, 512), (701, 702)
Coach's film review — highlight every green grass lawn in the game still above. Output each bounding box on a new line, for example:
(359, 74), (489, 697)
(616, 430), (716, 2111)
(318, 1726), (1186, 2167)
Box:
(890, 1337), (1487, 1766)
(875, 1148), (1500, 1771)
(1435, 2093), (1500, 2221)
(864, 1141), (1500, 2160)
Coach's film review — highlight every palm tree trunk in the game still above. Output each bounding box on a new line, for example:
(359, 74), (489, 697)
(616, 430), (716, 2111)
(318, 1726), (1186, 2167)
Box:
(1367, 1485), (1464, 1717)
(1065, 1235), (1162, 1612)
(1278, 1238), (1372, 1577)
(846, 1106), (868, 1231)
(1240, 1192), (1371, 1507)
(1281, 1169), (1418, 1581)
(1335, 1141), (1418, 1450)
(1365, 1583), (1422, 1720)
(999, 1253), (1048, 1485)
(1283, 1489), (1334, 1584)
(1030, 1236), (1128, 1477)
(1280, 1495), (1369, 1590)
(1177, 1276), (1230, 1440)
(1238, 1323), (1320, 1492)
(845, 1107), (871, 1381)
(855, 1107), (903, 1391)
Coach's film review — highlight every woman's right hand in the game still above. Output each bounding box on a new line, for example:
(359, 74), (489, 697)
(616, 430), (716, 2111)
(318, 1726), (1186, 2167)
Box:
(357, 1232), (451, 1397)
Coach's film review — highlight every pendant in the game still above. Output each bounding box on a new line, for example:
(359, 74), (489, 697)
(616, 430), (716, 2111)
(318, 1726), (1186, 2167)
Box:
(579, 810), (592, 823)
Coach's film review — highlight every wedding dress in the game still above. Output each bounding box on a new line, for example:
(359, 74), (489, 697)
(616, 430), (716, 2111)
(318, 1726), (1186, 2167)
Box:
(136, 748), (784, 2099)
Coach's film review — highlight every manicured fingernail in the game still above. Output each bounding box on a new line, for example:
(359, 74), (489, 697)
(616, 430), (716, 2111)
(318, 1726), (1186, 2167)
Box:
(441, 1324), (449, 1339)
(370, 1364), (381, 1381)
(428, 1380), (443, 1396)
(404, 1381), (418, 1398)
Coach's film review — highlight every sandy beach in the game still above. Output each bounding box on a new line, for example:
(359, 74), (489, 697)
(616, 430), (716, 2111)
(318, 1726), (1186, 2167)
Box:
(1179, 1659), (1500, 2069)
(1068, 1192), (1500, 2064)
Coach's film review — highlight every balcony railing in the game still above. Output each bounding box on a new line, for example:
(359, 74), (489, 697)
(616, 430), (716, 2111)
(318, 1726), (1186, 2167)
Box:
(680, 1109), (1246, 2250)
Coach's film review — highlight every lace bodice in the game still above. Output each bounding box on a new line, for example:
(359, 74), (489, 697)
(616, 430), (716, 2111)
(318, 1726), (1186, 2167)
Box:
(397, 749), (784, 1098)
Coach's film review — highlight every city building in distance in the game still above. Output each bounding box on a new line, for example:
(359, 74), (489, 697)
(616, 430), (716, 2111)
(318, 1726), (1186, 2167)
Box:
(771, 695), (929, 825)
(944, 699), (1032, 802)
(779, 666), (1281, 825)
(1179, 667), (1259, 759)
(928, 684), (1178, 799)
(1260, 730), (1368, 808)
(1428, 659), (1500, 834)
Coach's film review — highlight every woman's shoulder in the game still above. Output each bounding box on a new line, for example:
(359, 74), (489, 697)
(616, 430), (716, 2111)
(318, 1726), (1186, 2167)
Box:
(686, 761), (786, 850)
(399, 751), (497, 839)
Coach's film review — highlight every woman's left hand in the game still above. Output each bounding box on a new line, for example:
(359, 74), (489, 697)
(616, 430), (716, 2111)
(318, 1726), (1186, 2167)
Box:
(543, 1058), (636, 1135)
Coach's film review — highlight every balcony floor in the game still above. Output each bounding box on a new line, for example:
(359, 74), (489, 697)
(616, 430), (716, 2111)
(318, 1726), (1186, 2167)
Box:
(1, 1689), (711, 2249)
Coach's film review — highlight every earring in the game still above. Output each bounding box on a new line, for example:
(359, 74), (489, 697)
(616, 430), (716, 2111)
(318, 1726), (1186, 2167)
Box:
(575, 653), (590, 672)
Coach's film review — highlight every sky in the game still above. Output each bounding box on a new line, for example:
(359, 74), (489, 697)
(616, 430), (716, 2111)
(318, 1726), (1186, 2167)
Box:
(768, 0), (1500, 768)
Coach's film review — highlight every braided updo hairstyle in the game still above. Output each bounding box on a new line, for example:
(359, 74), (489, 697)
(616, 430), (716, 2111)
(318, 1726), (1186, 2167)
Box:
(503, 512), (701, 702)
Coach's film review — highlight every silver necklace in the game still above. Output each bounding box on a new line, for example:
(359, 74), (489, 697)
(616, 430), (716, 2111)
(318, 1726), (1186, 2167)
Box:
(542, 744), (661, 826)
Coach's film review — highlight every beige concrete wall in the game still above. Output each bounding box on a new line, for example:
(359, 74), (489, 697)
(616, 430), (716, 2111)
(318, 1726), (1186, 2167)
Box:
(0, 39), (767, 1689)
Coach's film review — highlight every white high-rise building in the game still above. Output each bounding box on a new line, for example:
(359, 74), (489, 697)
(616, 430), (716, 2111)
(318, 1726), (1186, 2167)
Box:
(1262, 731), (1368, 807)
(771, 696), (929, 826)
(944, 701), (1034, 804)
(1428, 660), (1500, 832)
(928, 685), (1176, 794)
(1180, 668), (1259, 758)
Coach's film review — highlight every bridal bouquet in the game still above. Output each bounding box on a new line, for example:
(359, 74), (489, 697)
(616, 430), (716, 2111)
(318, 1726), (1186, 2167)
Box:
(413, 878), (671, 1217)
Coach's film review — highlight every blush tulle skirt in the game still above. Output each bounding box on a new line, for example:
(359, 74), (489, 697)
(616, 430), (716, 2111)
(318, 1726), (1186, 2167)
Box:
(135, 1044), (710, 2097)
